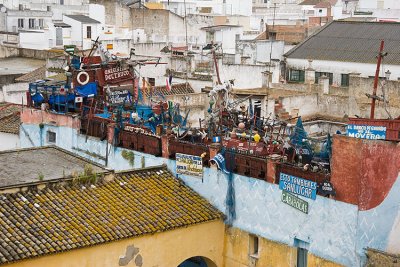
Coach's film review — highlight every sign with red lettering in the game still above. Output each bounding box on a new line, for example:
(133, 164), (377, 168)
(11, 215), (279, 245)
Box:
(103, 66), (133, 84)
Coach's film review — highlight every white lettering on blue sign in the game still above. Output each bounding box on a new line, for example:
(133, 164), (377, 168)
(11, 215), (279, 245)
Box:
(279, 173), (317, 200)
(347, 124), (386, 140)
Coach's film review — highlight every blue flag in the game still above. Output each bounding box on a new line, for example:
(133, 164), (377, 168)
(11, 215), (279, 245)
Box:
(210, 152), (229, 174)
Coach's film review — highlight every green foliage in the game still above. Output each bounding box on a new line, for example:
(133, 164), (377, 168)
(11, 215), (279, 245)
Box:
(38, 172), (44, 181)
(121, 150), (135, 167)
(72, 164), (102, 185)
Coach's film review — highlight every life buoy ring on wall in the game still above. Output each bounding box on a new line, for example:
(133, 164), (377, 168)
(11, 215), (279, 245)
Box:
(77, 71), (90, 86)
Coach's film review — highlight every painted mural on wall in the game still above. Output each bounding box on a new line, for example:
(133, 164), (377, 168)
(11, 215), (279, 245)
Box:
(19, 123), (400, 267)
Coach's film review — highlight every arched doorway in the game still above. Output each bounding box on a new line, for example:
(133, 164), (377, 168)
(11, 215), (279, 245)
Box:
(177, 256), (217, 267)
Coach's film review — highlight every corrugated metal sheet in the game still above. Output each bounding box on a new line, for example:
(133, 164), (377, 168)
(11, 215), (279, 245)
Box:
(285, 21), (400, 65)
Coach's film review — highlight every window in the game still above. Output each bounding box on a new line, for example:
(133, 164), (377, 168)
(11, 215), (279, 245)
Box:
(315, 72), (333, 84)
(249, 234), (259, 257)
(47, 131), (56, 143)
(60, 0), (64, 4)
(254, 100), (261, 118)
(18, 18), (24, 29)
(86, 26), (92, 39)
(28, 18), (35, 29)
(38, 19), (44, 28)
(297, 248), (308, 267)
(341, 74), (349, 87)
(289, 69), (305, 82)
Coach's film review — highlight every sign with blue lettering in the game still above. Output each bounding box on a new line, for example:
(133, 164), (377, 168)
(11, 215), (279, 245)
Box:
(279, 173), (317, 200)
(347, 124), (386, 140)
(176, 153), (203, 177)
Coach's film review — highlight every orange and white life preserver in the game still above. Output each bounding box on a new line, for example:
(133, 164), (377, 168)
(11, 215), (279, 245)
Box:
(77, 71), (89, 86)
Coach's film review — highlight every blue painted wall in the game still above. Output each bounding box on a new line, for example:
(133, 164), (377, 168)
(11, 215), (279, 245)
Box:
(20, 123), (400, 267)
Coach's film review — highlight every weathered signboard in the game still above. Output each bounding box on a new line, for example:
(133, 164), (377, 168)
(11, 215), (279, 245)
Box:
(176, 153), (203, 177)
(281, 190), (309, 214)
(104, 66), (133, 84)
(64, 45), (76, 55)
(279, 172), (317, 200)
(318, 180), (336, 197)
(347, 124), (386, 140)
(107, 89), (131, 105)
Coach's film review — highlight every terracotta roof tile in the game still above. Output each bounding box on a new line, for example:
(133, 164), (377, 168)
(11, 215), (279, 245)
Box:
(15, 66), (46, 83)
(146, 82), (195, 97)
(0, 104), (20, 134)
(0, 167), (222, 265)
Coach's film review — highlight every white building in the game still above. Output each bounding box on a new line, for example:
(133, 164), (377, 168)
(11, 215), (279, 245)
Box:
(202, 25), (243, 54)
(284, 21), (400, 86)
(354, 0), (400, 22)
(151, 0), (253, 16)
(62, 14), (101, 50)
(358, 0), (398, 9)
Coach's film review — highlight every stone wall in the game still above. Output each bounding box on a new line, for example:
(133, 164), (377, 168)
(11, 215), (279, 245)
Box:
(0, 45), (63, 59)
(366, 249), (400, 267)
(0, 45), (19, 58)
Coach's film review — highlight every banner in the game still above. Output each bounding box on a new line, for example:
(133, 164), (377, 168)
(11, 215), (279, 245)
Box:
(176, 153), (203, 177)
(210, 152), (229, 174)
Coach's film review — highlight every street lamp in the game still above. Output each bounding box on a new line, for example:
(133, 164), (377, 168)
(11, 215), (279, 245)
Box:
(385, 69), (391, 80)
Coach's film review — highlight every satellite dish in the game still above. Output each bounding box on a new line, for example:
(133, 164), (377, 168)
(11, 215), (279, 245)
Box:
(0, 7), (7, 13)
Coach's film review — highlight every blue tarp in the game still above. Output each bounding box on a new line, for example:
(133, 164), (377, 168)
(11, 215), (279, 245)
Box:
(31, 93), (44, 104)
(95, 113), (111, 119)
(76, 82), (97, 97)
(48, 93), (75, 105)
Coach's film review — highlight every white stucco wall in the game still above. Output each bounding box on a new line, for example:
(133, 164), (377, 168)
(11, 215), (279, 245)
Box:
(1, 82), (28, 104)
(256, 40), (285, 63)
(220, 64), (266, 89)
(213, 27), (243, 54)
(358, 0), (398, 9)
(89, 4), (105, 25)
(286, 58), (400, 84)
(63, 15), (82, 46)
(19, 31), (50, 49)
(0, 132), (20, 151)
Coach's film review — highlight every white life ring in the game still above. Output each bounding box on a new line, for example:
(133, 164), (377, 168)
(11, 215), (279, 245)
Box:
(77, 71), (89, 86)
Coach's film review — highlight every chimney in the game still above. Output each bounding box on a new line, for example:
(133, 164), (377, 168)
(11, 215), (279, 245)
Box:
(319, 75), (330, 94)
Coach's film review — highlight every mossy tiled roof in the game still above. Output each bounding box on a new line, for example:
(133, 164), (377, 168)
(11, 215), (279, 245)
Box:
(147, 82), (195, 97)
(0, 167), (222, 265)
(0, 104), (20, 134)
